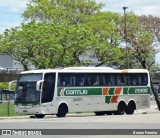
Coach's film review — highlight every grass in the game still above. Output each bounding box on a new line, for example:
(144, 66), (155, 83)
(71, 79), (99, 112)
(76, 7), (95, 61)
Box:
(0, 102), (18, 116)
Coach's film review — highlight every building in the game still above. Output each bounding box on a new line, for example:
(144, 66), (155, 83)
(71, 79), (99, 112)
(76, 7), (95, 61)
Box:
(0, 54), (23, 69)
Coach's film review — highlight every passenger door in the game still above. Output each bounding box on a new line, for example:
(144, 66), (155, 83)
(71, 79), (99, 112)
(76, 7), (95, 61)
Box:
(41, 73), (55, 103)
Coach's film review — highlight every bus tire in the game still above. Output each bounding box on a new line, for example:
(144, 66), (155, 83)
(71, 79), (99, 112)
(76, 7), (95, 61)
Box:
(35, 114), (45, 118)
(114, 101), (126, 115)
(56, 104), (68, 117)
(105, 111), (113, 115)
(94, 111), (105, 116)
(126, 101), (136, 115)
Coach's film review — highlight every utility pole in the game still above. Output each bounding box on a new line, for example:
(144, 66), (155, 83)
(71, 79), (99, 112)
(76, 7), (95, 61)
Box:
(123, 6), (129, 69)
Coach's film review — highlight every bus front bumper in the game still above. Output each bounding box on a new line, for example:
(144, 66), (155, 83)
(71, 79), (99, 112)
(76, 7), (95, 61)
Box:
(15, 105), (43, 115)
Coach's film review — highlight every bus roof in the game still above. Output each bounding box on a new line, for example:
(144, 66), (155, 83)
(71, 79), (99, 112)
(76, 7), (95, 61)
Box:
(20, 67), (149, 74)
(63, 67), (114, 70)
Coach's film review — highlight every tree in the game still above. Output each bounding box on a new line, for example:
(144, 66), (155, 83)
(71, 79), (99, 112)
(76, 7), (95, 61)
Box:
(0, 0), (105, 69)
(22, 0), (104, 24)
(118, 13), (160, 110)
(117, 12), (155, 69)
(138, 15), (160, 110)
(138, 15), (160, 68)
(0, 27), (31, 70)
(118, 12), (160, 110)
(0, 21), (97, 69)
(85, 12), (124, 67)
(22, 0), (125, 67)
(139, 15), (160, 43)
(0, 0), (123, 69)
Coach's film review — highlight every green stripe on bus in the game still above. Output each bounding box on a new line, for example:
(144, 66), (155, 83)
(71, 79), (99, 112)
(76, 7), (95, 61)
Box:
(128, 87), (150, 94)
(57, 88), (102, 96)
(57, 87), (150, 96)
(108, 88), (115, 95)
(105, 96), (111, 104)
(123, 88), (129, 94)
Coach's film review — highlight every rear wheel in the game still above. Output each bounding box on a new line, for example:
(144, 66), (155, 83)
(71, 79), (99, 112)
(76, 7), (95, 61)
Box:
(114, 102), (126, 115)
(35, 114), (45, 118)
(126, 101), (136, 115)
(56, 104), (68, 117)
(94, 111), (105, 116)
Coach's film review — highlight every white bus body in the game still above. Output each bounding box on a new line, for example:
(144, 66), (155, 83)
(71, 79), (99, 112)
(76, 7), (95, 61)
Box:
(13, 67), (151, 118)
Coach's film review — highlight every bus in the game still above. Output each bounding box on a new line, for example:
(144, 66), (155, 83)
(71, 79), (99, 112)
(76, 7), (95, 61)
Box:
(9, 67), (151, 118)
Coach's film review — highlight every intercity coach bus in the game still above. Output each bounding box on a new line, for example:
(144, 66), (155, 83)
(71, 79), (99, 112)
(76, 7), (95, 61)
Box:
(9, 67), (151, 118)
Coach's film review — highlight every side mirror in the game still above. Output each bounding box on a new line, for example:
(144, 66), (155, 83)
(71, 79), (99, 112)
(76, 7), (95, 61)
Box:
(36, 80), (44, 91)
(8, 80), (17, 91)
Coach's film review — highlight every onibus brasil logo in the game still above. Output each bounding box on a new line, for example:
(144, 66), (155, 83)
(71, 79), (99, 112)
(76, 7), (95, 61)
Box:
(60, 88), (88, 96)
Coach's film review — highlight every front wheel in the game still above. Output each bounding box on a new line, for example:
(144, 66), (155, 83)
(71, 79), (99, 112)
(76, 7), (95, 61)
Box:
(35, 114), (45, 118)
(94, 111), (105, 116)
(56, 104), (68, 117)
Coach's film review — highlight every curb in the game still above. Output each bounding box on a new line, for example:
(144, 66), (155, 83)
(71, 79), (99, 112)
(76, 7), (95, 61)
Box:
(0, 116), (30, 120)
(0, 104), (159, 119)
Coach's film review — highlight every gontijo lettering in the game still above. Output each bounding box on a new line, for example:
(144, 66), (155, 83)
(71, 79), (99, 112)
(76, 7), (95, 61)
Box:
(66, 90), (88, 95)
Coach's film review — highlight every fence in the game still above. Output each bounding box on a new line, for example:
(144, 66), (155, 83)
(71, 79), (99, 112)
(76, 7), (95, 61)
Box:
(0, 68), (22, 117)
(0, 90), (16, 116)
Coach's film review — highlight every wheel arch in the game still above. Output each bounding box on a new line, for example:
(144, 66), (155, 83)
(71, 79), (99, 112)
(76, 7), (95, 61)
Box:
(117, 100), (127, 109)
(57, 101), (69, 113)
(127, 99), (136, 110)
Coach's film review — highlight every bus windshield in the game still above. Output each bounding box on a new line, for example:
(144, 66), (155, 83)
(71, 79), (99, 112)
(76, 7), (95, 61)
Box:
(15, 73), (42, 105)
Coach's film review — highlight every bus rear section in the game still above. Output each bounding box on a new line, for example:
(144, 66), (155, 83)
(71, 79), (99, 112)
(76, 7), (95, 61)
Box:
(56, 70), (150, 116)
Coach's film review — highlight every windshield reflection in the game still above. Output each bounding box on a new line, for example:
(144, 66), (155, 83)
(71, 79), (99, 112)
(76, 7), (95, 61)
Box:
(15, 73), (42, 105)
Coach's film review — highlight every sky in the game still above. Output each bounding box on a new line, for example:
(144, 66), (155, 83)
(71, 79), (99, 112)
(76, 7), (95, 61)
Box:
(0, 0), (160, 63)
(97, 0), (160, 17)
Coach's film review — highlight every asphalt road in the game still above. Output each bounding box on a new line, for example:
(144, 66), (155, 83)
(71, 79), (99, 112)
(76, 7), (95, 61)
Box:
(0, 101), (160, 138)
(0, 112), (160, 129)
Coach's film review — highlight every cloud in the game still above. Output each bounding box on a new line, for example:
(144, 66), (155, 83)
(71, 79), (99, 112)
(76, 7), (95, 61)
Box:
(0, 0), (28, 33)
(0, 0), (28, 13)
(124, 0), (160, 16)
(134, 6), (160, 16)
(96, 0), (160, 17)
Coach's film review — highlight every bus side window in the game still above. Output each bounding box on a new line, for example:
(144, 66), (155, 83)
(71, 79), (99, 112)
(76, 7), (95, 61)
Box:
(123, 75), (127, 85)
(121, 75), (126, 85)
(126, 75), (131, 85)
(132, 75), (137, 85)
(137, 75), (141, 86)
(105, 74), (111, 86)
(84, 74), (89, 86)
(91, 75), (99, 86)
(110, 74), (116, 86)
(141, 74), (148, 85)
(62, 81), (66, 86)
(99, 74), (105, 86)
(58, 74), (70, 87)
(74, 74), (84, 86)
(136, 75), (140, 85)
(116, 74), (125, 86)
(128, 74), (136, 86)
(58, 75), (63, 86)
(116, 75), (121, 85)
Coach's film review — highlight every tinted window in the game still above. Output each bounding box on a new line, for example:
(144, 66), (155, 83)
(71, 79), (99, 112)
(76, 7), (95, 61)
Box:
(42, 73), (55, 103)
(19, 73), (42, 82)
(58, 73), (148, 87)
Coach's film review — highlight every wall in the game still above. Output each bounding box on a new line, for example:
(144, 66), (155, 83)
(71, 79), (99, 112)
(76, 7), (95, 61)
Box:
(0, 69), (21, 82)
(0, 54), (13, 68)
